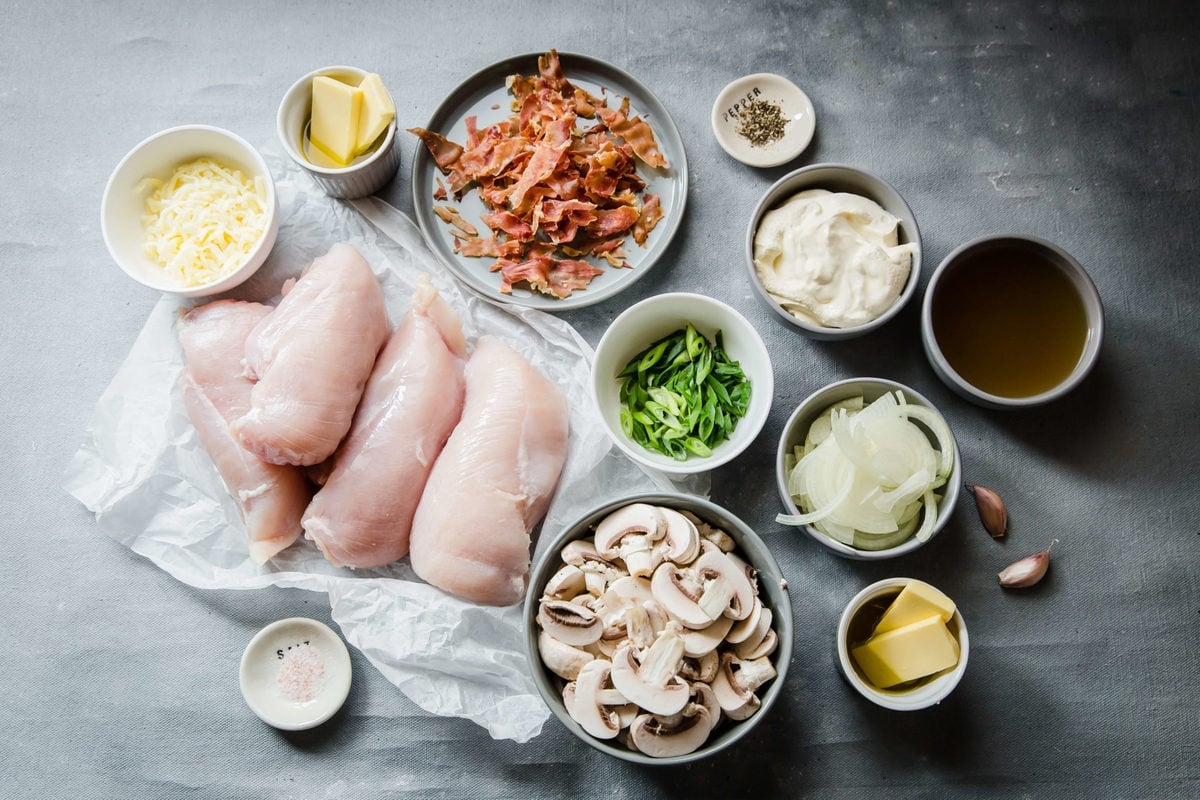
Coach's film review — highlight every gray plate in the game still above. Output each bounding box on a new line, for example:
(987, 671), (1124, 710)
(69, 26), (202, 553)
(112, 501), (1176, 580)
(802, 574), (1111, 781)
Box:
(410, 52), (688, 311)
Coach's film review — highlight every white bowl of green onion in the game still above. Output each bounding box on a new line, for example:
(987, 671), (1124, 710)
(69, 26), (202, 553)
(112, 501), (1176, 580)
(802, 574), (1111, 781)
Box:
(591, 293), (773, 475)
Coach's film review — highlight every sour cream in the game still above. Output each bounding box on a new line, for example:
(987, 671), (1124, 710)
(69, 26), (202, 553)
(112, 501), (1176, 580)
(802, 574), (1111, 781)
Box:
(753, 189), (915, 328)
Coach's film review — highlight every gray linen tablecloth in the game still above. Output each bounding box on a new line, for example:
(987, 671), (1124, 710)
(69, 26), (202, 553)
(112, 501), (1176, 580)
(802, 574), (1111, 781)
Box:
(3, 1), (1197, 797)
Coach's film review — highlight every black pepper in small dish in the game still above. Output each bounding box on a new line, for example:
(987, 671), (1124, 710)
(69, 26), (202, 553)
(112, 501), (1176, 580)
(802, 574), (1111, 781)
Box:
(736, 100), (788, 147)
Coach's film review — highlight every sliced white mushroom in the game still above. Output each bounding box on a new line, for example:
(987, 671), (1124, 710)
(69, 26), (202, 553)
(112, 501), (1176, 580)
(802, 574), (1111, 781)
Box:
(629, 705), (713, 758)
(614, 703), (639, 730)
(596, 636), (626, 659)
(562, 681), (577, 716)
(694, 550), (755, 622)
(538, 599), (603, 647)
(690, 681), (721, 730)
(711, 653), (777, 721)
(624, 602), (656, 651)
(726, 551), (760, 596)
(578, 554), (623, 596)
(681, 510), (736, 553)
(679, 614), (734, 657)
(734, 628), (778, 661)
(607, 575), (655, 606)
(560, 539), (600, 566)
(569, 660), (621, 740)
(594, 503), (666, 578)
(610, 627), (689, 716)
(679, 649), (719, 683)
(538, 630), (593, 680)
(590, 587), (633, 640)
(544, 563), (586, 600)
(650, 561), (725, 629)
(653, 508), (701, 565)
(725, 599), (764, 645)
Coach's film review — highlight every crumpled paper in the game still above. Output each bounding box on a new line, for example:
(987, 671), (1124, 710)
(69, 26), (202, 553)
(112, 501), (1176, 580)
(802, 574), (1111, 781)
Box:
(65, 152), (707, 742)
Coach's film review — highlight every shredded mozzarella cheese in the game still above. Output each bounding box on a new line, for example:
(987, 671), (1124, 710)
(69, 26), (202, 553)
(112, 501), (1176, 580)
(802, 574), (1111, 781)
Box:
(140, 157), (268, 287)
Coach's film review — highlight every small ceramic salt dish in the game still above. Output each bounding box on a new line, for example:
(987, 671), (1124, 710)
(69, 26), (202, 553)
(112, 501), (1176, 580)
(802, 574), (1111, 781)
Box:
(711, 73), (816, 168)
(837, 577), (969, 711)
(277, 65), (402, 199)
(239, 618), (352, 731)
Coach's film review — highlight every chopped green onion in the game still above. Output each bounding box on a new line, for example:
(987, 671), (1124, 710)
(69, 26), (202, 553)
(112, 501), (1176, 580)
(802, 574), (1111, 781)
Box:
(616, 325), (751, 461)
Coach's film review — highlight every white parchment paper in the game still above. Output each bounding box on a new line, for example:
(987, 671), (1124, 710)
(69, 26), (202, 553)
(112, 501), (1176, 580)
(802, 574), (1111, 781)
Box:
(64, 153), (706, 742)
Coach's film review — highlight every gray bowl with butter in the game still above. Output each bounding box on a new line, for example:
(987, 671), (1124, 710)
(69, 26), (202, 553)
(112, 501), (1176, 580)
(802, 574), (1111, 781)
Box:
(745, 163), (922, 341)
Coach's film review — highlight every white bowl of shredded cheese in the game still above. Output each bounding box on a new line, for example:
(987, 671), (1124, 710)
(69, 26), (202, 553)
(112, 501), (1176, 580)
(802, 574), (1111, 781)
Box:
(102, 125), (279, 297)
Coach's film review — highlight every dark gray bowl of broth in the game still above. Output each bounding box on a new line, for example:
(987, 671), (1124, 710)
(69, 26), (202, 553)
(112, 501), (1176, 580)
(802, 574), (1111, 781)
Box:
(921, 235), (1104, 409)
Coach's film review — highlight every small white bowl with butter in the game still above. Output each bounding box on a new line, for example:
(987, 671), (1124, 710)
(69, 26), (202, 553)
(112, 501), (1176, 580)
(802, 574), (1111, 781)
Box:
(101, 124), (279, 297)
(745, 164), (921, 340)
(837, 577), (969, 711)
(277, 65), (402, 199)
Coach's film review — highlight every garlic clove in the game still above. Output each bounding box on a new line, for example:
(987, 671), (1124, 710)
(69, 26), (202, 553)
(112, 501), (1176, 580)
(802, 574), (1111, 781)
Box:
(966, 483), (1007, 538)
(998, 540), (1058, 589)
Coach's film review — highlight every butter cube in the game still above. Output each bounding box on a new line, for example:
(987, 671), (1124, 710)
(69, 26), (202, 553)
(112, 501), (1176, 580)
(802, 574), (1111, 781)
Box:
(310, 76), (363, 165)
(873, 580), (956, 634)
(355, 73), (395, 155)
(851, 616), (960, 689)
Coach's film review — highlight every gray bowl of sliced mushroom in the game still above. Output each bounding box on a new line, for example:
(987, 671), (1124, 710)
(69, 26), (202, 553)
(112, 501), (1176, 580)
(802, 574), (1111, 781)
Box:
(524, 492), (792, 764)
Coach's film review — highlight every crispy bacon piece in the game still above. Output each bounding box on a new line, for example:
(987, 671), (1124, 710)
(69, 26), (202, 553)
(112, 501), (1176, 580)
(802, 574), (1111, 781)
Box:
(410, 50), (669, 298)
(456, 236), (525, 259)
(409, 128), (463, 170)
(494, 256), (604, 298)
(482, 210), (534, 241)
(433, 205), (478, 238)
(632, 193), (662, 246)
(594, 106), (668, 169)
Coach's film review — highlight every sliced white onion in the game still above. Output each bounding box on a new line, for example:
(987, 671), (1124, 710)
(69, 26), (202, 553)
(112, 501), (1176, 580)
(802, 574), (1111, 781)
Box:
(778, 392), (952, 550)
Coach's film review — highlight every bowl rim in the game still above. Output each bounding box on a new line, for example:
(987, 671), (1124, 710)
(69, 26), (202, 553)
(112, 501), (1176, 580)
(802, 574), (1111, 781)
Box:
(275, 64), (399, 176)
(744, 162), (922, 340)
(920, 233), (1105, 408)
(835, 577), (969, 711)
(774, 376), (961, 560)
(590, 292), (774, 475)
(100, 123), (278, 296)
(524, 490), (793, 765)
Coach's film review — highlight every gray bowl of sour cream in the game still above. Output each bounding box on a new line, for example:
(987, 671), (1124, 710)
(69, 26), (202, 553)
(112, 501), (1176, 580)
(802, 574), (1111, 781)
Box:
(744, 164), (922, 340)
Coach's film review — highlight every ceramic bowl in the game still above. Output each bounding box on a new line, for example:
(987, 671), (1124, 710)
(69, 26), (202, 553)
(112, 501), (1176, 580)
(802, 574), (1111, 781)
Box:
(745, 163), (921, 340)
(836, 577), (969, 711)
(921, 234), (1104, 409)
(711, 73), (816, 168)
(277, 65), (402, 199)
(591, 293), (773, 475)
(776, 377), (961, 560)
(524, 492), (793, 764)
(101, 125), (279, 297)
(239, 617), (352, 730)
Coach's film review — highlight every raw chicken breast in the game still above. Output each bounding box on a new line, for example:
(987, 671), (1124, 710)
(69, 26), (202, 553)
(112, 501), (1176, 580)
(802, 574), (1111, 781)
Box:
(178, 300), (312, 564)
(233, 243), (390, 466)
(410, 336), (569, 605)
(303, 275), (468, 568)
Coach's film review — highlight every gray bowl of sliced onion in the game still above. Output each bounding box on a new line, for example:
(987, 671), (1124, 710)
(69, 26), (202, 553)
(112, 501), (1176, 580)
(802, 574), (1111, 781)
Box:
(775, 377), (961, 560)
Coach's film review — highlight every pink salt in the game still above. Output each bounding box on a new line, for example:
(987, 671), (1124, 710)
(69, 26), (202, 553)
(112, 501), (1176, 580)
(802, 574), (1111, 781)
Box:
(277, 644), (325, 703)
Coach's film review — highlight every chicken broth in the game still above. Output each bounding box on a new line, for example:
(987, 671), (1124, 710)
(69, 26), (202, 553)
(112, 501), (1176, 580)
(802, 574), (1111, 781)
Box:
(931, 245), (1089, 398)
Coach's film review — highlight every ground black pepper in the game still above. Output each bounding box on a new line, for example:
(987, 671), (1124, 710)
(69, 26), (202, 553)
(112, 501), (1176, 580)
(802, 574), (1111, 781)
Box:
(736, 99), (789, 147)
